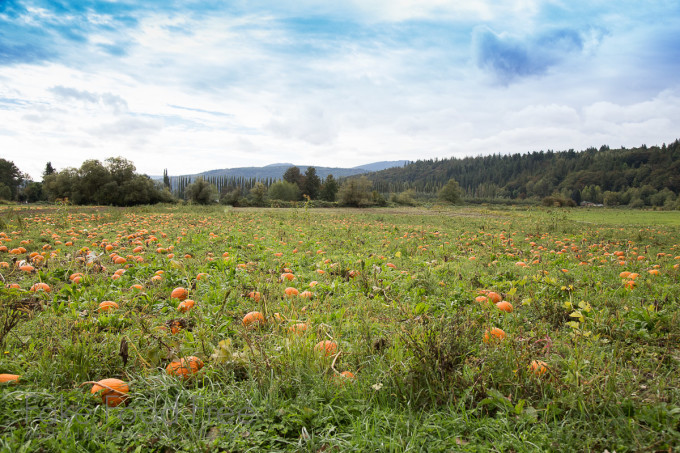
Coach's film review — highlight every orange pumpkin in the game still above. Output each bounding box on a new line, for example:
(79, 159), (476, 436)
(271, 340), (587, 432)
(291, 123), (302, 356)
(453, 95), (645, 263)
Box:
(315, 340), (338, 356)
(242, 311), (265, 329)
(0, 374), (20, 384)
(284, 287), (299, 297)
(98, 301), (119, 312)
(483, 327), (506, 343)
(495, 301), (513, 313)
(30, 282), (51, 293)
(529, 360), (548, 376)
(332, 370), (356, 385)
(487, 292), (502, 303)
(288, 322), (308, 334)
(90, 378), (129, 407)
(178, 299), (195, 312)
(166, 356), (204, 379)
(171, 287), (188, 300)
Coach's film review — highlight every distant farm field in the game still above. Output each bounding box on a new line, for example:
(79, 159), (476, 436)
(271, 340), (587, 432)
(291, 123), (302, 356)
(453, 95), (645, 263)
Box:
(1, 205), (679, 452)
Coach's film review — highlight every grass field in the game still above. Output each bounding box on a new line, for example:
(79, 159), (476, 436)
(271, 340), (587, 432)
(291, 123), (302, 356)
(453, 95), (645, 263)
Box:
(1, 205), (679, 452)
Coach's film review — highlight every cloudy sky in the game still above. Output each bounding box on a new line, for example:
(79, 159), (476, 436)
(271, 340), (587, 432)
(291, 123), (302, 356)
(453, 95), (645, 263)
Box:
(1, 1), (679, 180)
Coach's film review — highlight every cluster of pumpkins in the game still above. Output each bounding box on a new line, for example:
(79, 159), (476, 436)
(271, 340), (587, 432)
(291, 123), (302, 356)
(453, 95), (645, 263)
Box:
(80, 286), (350, 407)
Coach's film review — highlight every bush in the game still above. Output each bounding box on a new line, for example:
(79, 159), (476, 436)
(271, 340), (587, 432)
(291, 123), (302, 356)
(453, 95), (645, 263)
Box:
(542, 196), (576, 207)
(391, 189), (417, 206)
(268, 181), (300, 202)
(438, 179), (462, 204)
(338, 176), (373, 207)
(185, 178), (218, 204)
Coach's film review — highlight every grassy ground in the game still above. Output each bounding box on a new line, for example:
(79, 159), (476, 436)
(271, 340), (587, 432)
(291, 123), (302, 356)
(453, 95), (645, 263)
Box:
(1, 205), (679, 452)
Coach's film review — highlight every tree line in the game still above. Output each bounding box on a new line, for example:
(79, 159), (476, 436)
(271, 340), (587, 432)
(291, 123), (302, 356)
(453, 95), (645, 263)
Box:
(0, 158), (174, 206)
(364, 140), (680, 208)
(5, 139), (677, 209)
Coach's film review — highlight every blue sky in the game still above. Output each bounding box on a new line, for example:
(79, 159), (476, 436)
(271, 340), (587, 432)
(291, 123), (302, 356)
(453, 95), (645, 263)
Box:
(1, 0), (679, 179)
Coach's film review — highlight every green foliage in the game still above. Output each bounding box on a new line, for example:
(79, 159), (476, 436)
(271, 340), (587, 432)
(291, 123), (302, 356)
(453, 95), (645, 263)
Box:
(541, 195), (577, 207)
(0, 158), (23, 200)
(368, 140), (680, 207)
(319, 174), (338, 202)
(248, 182), (268, 206)
(282, 166), (304, 194)
(302, 167), (321, 199)
(0, 183), (11, 201)
(437, 179), (462, 204)
(42, 157), (173, 206)
(185, 178), (218, 204)
(268, 180), (300, 201)
(390, 189), (417, 206)
(338, 176), (373, 207)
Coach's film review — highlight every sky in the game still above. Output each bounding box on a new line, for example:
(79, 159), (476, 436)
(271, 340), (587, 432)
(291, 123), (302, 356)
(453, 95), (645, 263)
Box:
(1, 0), (680, 180)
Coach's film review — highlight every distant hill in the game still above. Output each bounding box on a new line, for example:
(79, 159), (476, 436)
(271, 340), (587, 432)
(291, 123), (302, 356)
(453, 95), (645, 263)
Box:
(353, 160), (408, 172)
(156, 160), (408, 182)
(194, 164), (363, 181)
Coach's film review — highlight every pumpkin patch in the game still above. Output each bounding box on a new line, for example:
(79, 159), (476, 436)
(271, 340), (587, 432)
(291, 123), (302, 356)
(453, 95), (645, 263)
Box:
(0, 205), (679, 451)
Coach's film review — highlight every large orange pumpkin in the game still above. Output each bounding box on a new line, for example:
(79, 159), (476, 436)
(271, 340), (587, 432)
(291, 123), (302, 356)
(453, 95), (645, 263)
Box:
(487, 292), (502, 303)
(90, 378), (129, 407)
(171, 287), (188, 300)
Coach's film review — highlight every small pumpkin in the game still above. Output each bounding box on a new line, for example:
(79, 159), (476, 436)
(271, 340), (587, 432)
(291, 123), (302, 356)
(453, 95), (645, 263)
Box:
(166, 356), (204, 379)
(284, 287), (299, 297)
(90, 378), (129, 407)
(495, 301), (513, 313)
(529, 360), (548, 376)
(486, 292), (502, 304)
(178, 299), (195, 313)
(171, 287), (188, 300)
(483, 327), (506, 343)
(0, 373), (21, 384)
(98, 301), (119, 312)
(315, 340), (338, 356)
(242, 311), (265, 329)
(30, 282), (51, 293)
(288, 322), (308, 334)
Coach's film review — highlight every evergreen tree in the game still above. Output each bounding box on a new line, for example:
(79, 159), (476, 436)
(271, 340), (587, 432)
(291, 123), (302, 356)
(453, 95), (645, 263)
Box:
(43, 162), (55, 179)
(320, 174), (338, 202)
(303, 167), (321, 199)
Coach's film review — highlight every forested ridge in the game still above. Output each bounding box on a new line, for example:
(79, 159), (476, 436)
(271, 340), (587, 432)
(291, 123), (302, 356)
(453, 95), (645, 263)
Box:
(368, 140), (680, 206)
